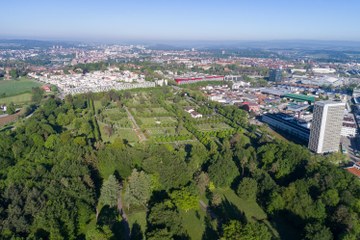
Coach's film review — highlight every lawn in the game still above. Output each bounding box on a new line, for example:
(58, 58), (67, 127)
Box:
(94, 100), (102, 112)
(0, 78), (41, 97)
(127, 211), (147, 239)
(130, 107), (172, 117)
(103, 108), (128, 121)
(215, 188), (267, 222)
(138, 116), (177, 126)
(117, 129), (139, 142)
(99, 122), (139, 143)
(180, 209), (208, 240)
(215, 188), (280, 239)
(145, 127), (190, 137)
(0, 93), (33, 105)
(196, 122), (232, 132)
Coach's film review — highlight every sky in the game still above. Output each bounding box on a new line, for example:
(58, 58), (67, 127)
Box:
(1, 0), (360, 42)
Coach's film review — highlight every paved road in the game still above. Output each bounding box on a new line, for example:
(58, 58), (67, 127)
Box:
(124, 107), (147, 142)
(341, 136), (360, 162)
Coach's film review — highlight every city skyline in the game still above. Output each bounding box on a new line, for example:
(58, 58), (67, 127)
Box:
(1, 0), (360, 42)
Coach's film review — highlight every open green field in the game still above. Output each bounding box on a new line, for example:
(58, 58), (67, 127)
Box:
(195, 122), (232, 132)
(127, 211), (147, 239)
(0, 93), (32, 105)
(103, 108), (128, 120)
(117, 129), (139, 142)
(126, 92), (150, 105)
(137, 116), (177, 126)
(98, 121), (138, 143)
(181, 209), (208, 240)
(130, 106), (172, 116)
(144, 127), (191, 137)
(215, 188), (267, 221)
(214, 188), (280, 238)
(0, 78), (41, 97)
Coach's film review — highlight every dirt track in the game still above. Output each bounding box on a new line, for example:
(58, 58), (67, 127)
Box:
(0, 111), (22, 127)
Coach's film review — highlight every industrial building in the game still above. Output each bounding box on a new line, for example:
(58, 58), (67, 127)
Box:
(308, 101), (345, 154)
(262, 113), (310, 142)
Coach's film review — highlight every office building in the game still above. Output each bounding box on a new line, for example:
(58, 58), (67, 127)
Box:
(269, 69), (282, 82)
(308, 101), (345, 154)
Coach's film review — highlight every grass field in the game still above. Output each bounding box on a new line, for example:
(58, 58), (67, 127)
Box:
(214, 188), (281, 239)
(195, 122), (232, 132)
(0, 78), (41, 97)
(99, 121), (139, 143)
(145, 127), (190, 137)
(215, 188), (267, 221)
(127, 211), (147, 239)
(181, 209), (207, 240)
(0, 93), (33, 105)
(138, 116), (177, 126)
(130, 107), (172, 116)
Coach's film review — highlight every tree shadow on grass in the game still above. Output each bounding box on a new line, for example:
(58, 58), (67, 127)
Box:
(130, 221), (143, 240)
(201, 216), (218, 240)
(98, 205), (130, 240)
(213, 197), (246, 224)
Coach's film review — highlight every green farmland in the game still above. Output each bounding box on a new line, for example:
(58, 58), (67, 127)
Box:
(0, 78), (41, 97)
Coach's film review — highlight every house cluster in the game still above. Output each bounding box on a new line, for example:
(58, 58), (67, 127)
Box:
(29, 70), (162, 95)
(184, 107), (203, 119)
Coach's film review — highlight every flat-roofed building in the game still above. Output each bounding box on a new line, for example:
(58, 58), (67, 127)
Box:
(308, 101), (345, 154)
(262, 113), (310, 142)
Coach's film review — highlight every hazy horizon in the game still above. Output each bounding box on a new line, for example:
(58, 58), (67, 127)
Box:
(1, 0), (360, 42)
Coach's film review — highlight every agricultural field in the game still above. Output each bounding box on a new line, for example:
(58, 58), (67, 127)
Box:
(0, 93), (32, 105)
(0, 78), (41, 97)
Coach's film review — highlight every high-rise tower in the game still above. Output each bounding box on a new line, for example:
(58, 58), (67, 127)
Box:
(308, 101), (345, 154)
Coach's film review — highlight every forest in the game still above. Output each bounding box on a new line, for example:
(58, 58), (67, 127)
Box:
(0, 87), (360, 240)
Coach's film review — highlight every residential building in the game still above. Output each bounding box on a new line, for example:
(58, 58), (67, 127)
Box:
(341, 114), (358, 137)
(308, 101), (345, 154)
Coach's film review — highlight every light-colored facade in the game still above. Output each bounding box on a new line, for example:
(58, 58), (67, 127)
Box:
(308, 101), (345, 154)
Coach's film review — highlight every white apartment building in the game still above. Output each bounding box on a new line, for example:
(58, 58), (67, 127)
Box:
(308, 101), (345, 154)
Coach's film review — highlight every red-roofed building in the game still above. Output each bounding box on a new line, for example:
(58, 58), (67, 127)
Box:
(346, 163), (360, 178)
(41, 85), (51, 92)
(241, 102), (260, 113)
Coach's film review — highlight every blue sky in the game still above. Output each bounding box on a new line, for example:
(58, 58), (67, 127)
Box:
(1, 0), (359, 41)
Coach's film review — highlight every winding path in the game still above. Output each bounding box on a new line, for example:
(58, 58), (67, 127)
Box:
(124, 107), (147, 142)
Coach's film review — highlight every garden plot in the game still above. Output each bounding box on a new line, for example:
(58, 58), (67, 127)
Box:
(137, 116), (177, 127)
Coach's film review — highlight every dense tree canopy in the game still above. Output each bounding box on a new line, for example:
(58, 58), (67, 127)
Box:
(1, 89), (360, 240)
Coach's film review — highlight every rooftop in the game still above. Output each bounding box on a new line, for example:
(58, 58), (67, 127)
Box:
(315, 100), (345, 106)
(283, 93), (315, 103)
